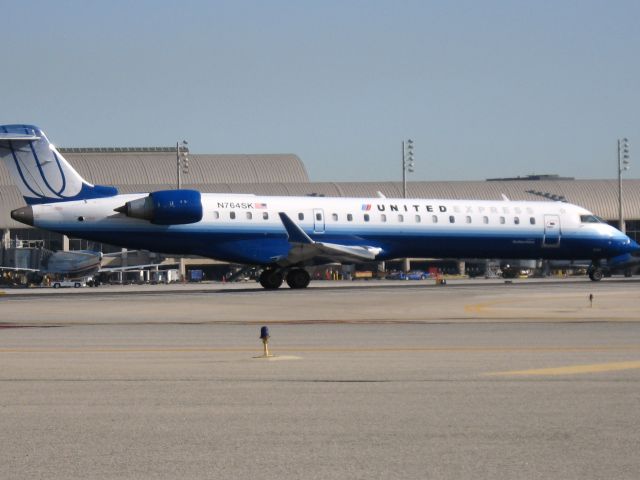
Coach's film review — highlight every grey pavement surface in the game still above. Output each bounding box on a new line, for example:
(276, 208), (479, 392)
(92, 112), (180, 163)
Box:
(1, 279), (639, 479)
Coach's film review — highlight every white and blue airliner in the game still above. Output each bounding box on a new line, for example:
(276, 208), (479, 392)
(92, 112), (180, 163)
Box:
(1, 125), (638, 289)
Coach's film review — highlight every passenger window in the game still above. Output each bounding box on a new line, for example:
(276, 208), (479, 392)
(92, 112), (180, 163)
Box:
(530, 217), (535, 225)
(332, 213), (338, 221)
(380, 214), (387, 222)
(465, 216), (472, 224)
(213, 211), (220, 220)
(246, 212), (252, 220)
(483, 216), (489, 224)
(514, 216), (520, 225)
(298, 213), (304, 221)
(432, 215), (438, 223)
(398, 214), (404, 222)
(415, 215), (421, 223)
(364, 214), (370, 222)
(449, 216), (455, 223)
(499, 216), (505, 224)
(263, 212), (269, 220)
(347, 214), (353, 222)
(230, 211), (236, 220)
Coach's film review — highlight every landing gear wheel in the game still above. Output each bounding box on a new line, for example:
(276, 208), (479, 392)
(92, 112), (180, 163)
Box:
(589, 267), (603, 282)
(259, 269), (284, 290)
(286, 269), (311, 289)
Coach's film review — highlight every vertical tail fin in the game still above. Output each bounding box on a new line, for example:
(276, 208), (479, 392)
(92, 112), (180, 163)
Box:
(0, 124), (118, 204)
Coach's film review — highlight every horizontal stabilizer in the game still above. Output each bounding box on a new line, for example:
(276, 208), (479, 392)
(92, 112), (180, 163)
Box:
(0, 132), (41, 143)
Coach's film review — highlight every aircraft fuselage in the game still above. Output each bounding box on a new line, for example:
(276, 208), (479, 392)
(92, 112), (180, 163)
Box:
(15, 193), (635, 265)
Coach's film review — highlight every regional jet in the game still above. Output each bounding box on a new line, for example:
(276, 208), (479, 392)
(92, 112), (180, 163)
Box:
(1, 125), (637, 289)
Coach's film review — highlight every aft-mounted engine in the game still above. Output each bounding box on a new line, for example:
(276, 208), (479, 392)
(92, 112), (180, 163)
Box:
(115, 189), (203, 225)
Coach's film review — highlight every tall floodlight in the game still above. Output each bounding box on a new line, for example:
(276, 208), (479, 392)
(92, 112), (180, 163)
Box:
(402, 139), (415, 198)
(177, 140), (189, 189)
(617, 138), (631, 232)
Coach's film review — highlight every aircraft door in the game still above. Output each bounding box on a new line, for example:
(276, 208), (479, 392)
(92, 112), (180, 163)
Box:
(313, 209), (325, 234)
(543, 214), (561, 247)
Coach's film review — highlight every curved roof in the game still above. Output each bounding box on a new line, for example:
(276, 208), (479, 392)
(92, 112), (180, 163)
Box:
(69, 152), (309, 185)
(0, 151), (308, 188)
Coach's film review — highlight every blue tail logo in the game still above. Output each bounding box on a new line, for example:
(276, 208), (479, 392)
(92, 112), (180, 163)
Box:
(0, 124), (118, 204)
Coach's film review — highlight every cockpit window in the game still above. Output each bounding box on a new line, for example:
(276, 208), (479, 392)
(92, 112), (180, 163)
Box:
(580, 215), (604, 224)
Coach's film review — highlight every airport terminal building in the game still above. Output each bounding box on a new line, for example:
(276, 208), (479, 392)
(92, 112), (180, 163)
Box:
(2, 147), (640, 276)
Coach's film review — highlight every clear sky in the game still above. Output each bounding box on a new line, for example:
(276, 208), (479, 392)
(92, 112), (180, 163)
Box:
(2, 0), (638, 182)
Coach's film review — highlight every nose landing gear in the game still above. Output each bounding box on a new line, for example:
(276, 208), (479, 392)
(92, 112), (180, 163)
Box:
(588, 264), (603, 281)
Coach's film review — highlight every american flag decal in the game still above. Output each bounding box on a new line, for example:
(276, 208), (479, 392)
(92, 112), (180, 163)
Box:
(255, 203), (267, 209)
(361, 204), (371, 211)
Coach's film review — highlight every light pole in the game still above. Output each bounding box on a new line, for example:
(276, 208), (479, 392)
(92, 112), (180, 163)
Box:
(402, 139), (414, 198)
(400, 139), (415, 274)
(176, 140), (189, 189)
(617, 137), (631, 232)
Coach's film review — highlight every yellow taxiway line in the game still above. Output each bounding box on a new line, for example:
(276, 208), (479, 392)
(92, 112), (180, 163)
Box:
(486, 360), (640, 376)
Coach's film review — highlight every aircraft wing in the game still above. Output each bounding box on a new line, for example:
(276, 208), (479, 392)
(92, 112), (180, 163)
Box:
(99, 262), (178, 272)
(277, 212), (382, 266)
(0, 266), (40, 272)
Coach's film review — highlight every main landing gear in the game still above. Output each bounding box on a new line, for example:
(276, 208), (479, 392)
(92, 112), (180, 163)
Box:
(285, 268), (311, 289)
(259, 269), (283, 289)
(259, 268), (310, 290)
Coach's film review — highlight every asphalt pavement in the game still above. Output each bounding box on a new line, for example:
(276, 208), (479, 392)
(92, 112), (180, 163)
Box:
(1, 279), (639, 479)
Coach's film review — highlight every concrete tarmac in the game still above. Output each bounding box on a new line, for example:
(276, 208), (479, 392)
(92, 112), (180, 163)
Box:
(1, 279), (639, 479)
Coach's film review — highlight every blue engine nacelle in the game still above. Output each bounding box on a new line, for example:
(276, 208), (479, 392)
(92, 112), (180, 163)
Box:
(115, 189), (203, 225)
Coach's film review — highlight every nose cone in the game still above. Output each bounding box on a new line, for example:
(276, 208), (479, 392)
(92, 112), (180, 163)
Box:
(628, 239), (640, 253)
(11, 206), (34, 226)
(614, 235), (640, 256)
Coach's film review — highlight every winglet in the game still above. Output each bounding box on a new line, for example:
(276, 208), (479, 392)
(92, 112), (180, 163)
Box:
(278, 212), (314, 244)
